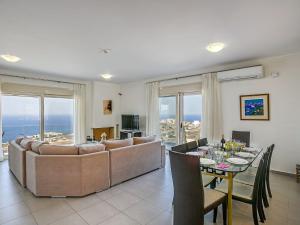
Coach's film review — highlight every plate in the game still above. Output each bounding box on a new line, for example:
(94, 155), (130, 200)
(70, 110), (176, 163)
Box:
(243, 147), (259, 152)
(200, 158), (216, 165)
(215, 150), (227, 156)
(198, 146), (209, 151)
(226, 157), (249, 165)
(235, 152), (256, 158)
(186, 151), (202, 156)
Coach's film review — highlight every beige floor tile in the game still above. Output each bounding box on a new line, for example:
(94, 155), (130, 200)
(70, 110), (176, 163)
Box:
(0, 202), (31, 224)
(48, 213), (88, 225)
(23, 196), (64, 212)
(0, 214), (37, 225)
(123, 200), (164, 225)
(78, 201), (119, 225)
(98, 213), (140, 225)
(148, 210), (173, 225)
(96, 186), (124, 201)
(105, 192), (141, 211)
(65, 195), (103, 211)
(32, 201), (75, 225)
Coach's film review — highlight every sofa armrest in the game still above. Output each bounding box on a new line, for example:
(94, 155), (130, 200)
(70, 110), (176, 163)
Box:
(9, 141), (27, 187)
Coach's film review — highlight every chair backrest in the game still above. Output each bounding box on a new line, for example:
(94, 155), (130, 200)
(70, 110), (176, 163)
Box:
(232, 131), (250, 147)
(252, 152), (267, 202)
(169, 150), (205, 225)
(267, 144), (275, 172)
(187, 141), (198, 151)
(198, 138), (208, 147)
(171, 143), (188, 153)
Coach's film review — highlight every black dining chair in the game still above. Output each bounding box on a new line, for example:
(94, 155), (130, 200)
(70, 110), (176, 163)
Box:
(169, 150), (227, 225)
(198, 138), (208, 147)
(171, 143), (216, 188)
(215, 152), (268, 225)
(232, 131), (250, 147)
(187, 141), (198, 151)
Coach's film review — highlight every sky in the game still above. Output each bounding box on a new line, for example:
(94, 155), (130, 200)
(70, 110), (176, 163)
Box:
(159, 94), (202, 116)
(2, 96), (74, 116)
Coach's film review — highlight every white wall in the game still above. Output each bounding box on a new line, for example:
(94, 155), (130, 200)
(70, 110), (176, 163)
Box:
(91, 81), (121, 137)
(119, 52), (300, 174)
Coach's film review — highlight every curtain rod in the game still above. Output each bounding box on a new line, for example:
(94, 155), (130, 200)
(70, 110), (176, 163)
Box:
(146, 65), (261, 84)
(0, 73), (85, 85)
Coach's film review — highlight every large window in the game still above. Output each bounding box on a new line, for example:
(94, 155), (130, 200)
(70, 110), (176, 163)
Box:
(1, 94), (74, 155)
(44, 97), (74, 145)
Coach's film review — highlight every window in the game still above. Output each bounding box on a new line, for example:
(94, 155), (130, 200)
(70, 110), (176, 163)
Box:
(44, 97), (74, 145)
(1, 94), (75, 155)
(2, 95), (41, 155)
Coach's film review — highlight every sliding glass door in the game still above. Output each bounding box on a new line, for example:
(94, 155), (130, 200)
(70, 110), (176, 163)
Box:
(159, 92), (202, 149)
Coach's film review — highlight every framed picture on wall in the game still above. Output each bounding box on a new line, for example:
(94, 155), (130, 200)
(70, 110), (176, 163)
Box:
(240, 94), (270, 120)
(103, 100), (112, 115)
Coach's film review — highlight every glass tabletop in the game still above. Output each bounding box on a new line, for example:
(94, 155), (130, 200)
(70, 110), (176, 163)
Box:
(189, 146), (264, 173)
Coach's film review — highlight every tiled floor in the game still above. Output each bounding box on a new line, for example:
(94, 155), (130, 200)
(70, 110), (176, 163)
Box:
(1, 158), (300, 225)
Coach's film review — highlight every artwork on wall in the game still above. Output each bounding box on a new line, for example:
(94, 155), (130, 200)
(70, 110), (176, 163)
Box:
(103, 100), (112, 115)
(240, 94), (270, 120)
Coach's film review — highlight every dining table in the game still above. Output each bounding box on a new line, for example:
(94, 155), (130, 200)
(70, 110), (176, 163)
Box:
(187, 145), (264, 225)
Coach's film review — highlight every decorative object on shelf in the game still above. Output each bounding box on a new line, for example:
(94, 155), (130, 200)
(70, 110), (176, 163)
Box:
(103, 100), (112, 115)
(240, 94), (270, 120)
(100, 132), (107, 142)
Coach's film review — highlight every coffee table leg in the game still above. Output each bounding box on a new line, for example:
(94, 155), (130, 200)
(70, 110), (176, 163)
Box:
(227, 172), (233, 225)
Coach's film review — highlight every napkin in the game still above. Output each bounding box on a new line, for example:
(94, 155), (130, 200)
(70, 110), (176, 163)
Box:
(216, 163), (230, 169)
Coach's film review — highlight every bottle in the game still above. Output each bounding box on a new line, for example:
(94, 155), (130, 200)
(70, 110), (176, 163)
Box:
(221, 134), (226, 149)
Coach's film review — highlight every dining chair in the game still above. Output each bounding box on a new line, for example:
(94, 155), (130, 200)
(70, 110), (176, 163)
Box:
(232, 131), (250, 147)
(215, 153), (267, 225)
(169, 150), (227, 225)
(187, 140), (198, 151)
(171, 143), (216, 188)
(198, 138), (208, 147)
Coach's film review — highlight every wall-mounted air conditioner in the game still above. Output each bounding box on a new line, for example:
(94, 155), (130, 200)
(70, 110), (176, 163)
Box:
(217, 65), (264, 82)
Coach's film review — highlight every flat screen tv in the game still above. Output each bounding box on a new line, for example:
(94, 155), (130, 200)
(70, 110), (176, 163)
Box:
(122, 114), (139, 130)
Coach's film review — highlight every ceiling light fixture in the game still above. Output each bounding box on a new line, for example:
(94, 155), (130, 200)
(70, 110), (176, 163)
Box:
(206, 42), (225, 53)
(101, 74), (113, 79)
(0, 54), (21, 62)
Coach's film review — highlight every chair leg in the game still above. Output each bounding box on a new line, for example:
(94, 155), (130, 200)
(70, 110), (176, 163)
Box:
(262, 185), (269, 208)
(222, 201), (227, 225)
(252, 204), (259, 225)
(266, 173), (272, 198)
(257, 199), (265, 222)
(213, 207), (218, 223)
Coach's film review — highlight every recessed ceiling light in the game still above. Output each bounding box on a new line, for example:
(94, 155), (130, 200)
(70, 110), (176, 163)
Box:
(206, 42), (225, 53)
(0, 54), (21, 62)
(101, 74), (113, 79)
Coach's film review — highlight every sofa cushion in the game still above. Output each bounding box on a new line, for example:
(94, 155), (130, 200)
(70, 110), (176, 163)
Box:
(39, 144), (78, 155)
(20, 138), (33, 150)
(31, 141), (49, 154)
(103, 138), (133, 150)
(133, 136), (156, 145)
(15, 136), (24, 145)
(78, 143), (105, 155)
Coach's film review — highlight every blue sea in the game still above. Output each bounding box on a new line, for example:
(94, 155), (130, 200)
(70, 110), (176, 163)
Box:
(160, 114), (201, 122)
(2, 115), (73, 143)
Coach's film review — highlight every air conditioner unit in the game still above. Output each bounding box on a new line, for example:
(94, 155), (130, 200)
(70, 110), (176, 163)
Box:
(217, 65), (264, 82)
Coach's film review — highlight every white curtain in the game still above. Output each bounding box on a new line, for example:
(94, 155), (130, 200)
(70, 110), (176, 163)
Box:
(200, 73), (223, 143)
(145, 82), (160, 137)
(0, 80), (3, 161)
(74, 84), (86, 144)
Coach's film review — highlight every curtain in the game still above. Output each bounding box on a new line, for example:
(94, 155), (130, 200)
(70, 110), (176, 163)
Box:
(145, 82), (160, 137)
(0, 80), (3, 161)
(200, 73), (223, 143)
(74, 84), (86, 144)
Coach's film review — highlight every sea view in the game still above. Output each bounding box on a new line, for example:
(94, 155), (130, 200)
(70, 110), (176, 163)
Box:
(2, 115), (73, 143)
(160, 114), (201, 122)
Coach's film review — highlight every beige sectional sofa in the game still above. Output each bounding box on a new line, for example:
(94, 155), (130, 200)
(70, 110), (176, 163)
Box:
(8, 136), (165, 197)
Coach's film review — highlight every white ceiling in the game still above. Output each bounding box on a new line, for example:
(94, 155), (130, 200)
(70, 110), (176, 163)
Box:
(0, 0), (300, 83)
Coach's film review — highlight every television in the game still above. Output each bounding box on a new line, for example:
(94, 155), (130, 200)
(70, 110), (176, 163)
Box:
(122, 114), (139, 130)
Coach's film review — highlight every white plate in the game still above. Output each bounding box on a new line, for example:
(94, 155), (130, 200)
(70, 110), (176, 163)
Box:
(226, 158), (249, 165)
(235, 152), (256, 158)
(200, 158), (216, 165)
(186, 151), (202, 156)
(243, 147), (259, 152)
(198, 146), (209, 151)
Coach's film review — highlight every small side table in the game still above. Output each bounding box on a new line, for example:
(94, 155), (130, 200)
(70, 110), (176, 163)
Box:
(296, 164), (300, 183)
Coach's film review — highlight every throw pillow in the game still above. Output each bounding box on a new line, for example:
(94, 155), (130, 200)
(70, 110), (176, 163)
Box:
(20, 138), (34, 150)
(15, 136), (24, 145)
(78, 143), (105, 155)
(103, 138), (133, 150)
(133, 136), (156, 145)
(31, 141), (49, 154)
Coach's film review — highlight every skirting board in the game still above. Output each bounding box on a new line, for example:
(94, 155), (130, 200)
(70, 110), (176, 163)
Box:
(271, 169), (296, 177)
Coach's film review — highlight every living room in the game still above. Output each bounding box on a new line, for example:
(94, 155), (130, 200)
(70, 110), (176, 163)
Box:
(0, 1), (300, 225)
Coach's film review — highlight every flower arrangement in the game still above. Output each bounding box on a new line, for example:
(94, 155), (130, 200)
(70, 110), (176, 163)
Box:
(224, 141), (244, 151)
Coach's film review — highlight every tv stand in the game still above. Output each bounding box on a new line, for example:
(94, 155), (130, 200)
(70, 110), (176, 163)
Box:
(120, 130), (142, 139)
